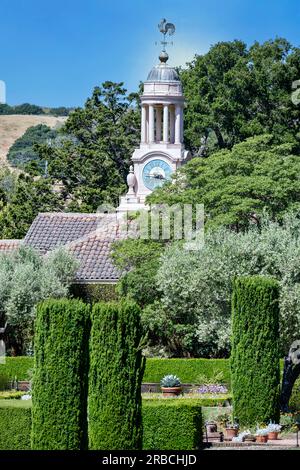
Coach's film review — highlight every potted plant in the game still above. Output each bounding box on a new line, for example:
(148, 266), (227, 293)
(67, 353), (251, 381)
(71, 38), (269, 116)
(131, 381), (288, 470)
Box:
(160, 375), (182, 397)
(255, 427), (269, 443)
(267, 423), (281, 440)
(224, 417), (239, 440)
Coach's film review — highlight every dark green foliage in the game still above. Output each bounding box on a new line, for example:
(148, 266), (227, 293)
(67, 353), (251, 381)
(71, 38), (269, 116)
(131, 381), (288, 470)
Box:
(231, 276), (280, 426)
(0, 404), (31, 449)
(0, 173), (62, 239)
(45, 82), (140, 211)
(143, 399), (202, 450)
(7, 124), (57, 171)
(0, 103), (71, 116)
(181, 38), (300, 153)
(289, 378), (300, 412)
(89, 300), (145, 450)
(31, 299), (90, 450)
(143, 358), (231, 385)
(148, 135), (300, 231)
(112, 240), (164, 307)
(70, 282), (119, 303)
(0, 357), (33, 382)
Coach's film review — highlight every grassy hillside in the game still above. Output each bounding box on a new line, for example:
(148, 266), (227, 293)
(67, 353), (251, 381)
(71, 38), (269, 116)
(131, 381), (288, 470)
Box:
(0, 115), (66, 164)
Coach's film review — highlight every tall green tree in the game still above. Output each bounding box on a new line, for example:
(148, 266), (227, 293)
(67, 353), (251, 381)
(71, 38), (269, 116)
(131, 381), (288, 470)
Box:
(148, 134), (300, 231)
(0, 173), (62, 239)
(89, 300), (145, 450)
(32, 299), (90, 450)
(181, 38), (300, 154)
(231, 276), (280, 426)
(40, 82), (140, 211)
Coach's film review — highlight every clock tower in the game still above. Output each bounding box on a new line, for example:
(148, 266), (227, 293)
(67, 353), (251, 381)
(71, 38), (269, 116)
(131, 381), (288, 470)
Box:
(117, 20), (191, 216)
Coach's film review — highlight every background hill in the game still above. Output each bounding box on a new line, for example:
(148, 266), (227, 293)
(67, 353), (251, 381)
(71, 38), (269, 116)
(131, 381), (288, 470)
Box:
(0, 115), (66, 165)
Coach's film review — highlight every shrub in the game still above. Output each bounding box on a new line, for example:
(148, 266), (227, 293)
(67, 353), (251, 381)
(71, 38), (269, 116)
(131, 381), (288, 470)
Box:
(143, 399), (202, 450)
(160, 374), (181, 387)
(143, 358), (230, 385)
(231, 276), (280, 426)
(89, 300), (145, 450)
(0, 403), (31, 449)
(0, 357), (33, 382)
(289, 378), (300, 411)
(31, 299), (90, 450)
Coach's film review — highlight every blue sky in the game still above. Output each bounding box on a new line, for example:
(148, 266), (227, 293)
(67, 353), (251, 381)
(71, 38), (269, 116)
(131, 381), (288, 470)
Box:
(1, 0), (300, 107)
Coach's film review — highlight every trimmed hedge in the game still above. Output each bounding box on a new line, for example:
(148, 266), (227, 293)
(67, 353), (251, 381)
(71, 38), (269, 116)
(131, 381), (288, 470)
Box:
(143, 399), (202, 450)
(231, 276), (280, 426)
(71, 283), (119, 303)
(89, 300), (145, 450)
(31, 299), (90, 450)
(143, 358), (231, 384)
(0, 403), (31, 449)
(0, 356), (33, 382)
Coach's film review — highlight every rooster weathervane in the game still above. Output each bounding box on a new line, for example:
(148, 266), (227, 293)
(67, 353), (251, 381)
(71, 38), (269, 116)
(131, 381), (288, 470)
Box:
(157, 18), (176, 54)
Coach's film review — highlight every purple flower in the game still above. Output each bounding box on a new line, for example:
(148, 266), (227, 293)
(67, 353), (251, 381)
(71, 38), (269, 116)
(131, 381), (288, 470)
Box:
(196, 384), (228, 394)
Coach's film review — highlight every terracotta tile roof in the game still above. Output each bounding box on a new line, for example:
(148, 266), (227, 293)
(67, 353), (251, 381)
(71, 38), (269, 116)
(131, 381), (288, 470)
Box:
(0, 239), (21, 252)
(22, 212), (127, 282)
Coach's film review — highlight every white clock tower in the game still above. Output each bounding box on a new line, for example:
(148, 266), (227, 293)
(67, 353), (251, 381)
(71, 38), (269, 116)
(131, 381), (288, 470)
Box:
(117, 20), (191, 216)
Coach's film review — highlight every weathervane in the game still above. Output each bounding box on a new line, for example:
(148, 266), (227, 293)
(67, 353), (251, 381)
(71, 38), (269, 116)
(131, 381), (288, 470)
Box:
(156, 19), (175, 62)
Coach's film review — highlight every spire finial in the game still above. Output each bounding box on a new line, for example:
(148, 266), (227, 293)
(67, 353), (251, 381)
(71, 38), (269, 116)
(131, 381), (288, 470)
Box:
(157, 19), (175, 63)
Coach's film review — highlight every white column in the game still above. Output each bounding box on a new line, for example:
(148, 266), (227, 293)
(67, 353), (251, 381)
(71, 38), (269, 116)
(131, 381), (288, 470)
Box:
(175, 104), (181, 144)
(163, 104), (169, 143)
(149, 104), (155, 143)
(156, 106), (162, 142)
(180, 107), (184, 142)
(170, 106), (175, 143)
(141, 105), (146, 143)
(146, 106), (149, 143)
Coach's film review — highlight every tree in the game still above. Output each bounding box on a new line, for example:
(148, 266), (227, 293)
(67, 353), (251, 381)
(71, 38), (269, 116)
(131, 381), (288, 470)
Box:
(148, 134), (300, 231)
(89, 300), (145, 450)
(231, 276), (280, 426)
(138, 214), (300, 357)
(31, 299), (90, 450)
(0, 172), (62, 239)
(0, 245), (78, 355)
(7, 124), (58, 172)
(37, 82), (140, 212)
(112, 239), (165, 307)
(181, 38), (300, 154)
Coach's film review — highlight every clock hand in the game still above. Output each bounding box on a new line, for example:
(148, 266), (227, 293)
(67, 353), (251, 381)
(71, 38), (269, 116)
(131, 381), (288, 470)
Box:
(144, 173), (166, 180)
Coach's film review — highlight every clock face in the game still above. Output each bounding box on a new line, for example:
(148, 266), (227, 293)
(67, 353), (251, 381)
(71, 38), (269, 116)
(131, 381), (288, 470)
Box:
(142, 159), (173, 190)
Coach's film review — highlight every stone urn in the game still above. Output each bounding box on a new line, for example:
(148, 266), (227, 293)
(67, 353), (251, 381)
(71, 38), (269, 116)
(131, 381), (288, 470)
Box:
(268, 432), (279, 440)
(161, 386), (182, 397)
(256, 435), (268, 443)
(225, 427), (238, 440)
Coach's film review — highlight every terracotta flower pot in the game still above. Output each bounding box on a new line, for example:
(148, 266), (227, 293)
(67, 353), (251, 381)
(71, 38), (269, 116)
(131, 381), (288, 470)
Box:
(225, 428), (238, 440)
(268, 432), (279, 440)
(161, 386), (182, 397)
(256, 435), (268, 443)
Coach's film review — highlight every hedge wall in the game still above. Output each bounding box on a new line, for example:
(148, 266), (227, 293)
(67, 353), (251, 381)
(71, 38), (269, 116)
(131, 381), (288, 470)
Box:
(71, 283), (119, 303)
(0, 356), (33, 382)
(31, 299), (90, 450)
(89, 300), (145, 450)
(143, 399), (202, 450)
(231, 276), (280, 426)
(0, 402), (31, 450)
(143, 358), (231, 384)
